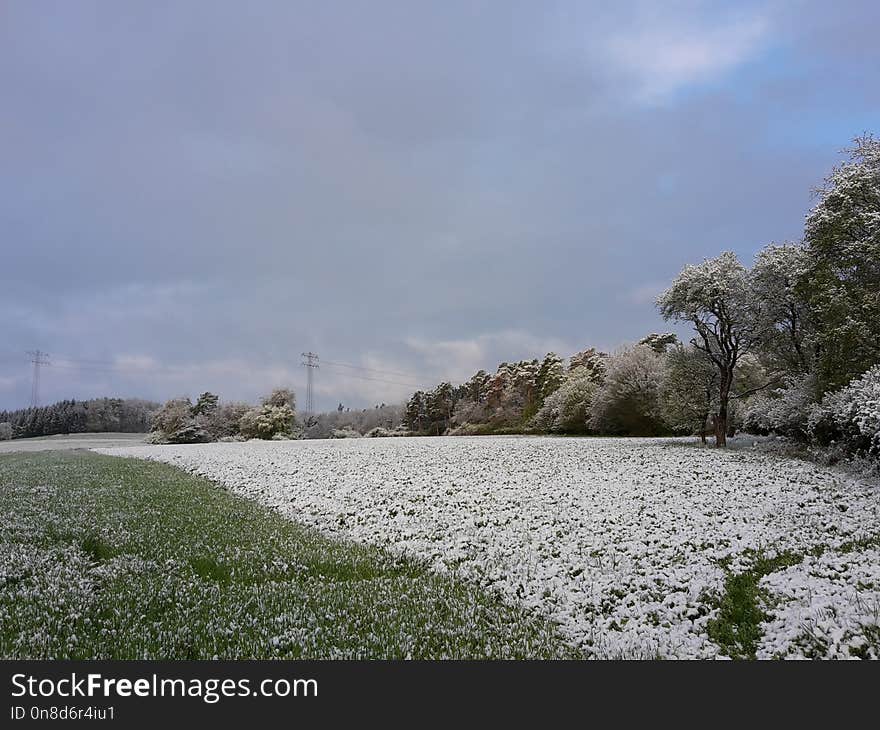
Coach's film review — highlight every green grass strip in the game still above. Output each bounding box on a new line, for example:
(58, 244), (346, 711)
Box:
(0, 450), (576, 659)
(706, 551), (803, 659)
(707, 531), (880, 659)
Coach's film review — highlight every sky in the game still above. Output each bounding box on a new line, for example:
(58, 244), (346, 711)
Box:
(1, 0), (878, 412)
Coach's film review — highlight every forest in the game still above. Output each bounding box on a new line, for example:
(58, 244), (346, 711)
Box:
(0, 398), (158, 440)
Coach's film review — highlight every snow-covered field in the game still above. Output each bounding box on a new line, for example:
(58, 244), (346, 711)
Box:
(99, 436), (880, 659)
(0, 432), (146, 454)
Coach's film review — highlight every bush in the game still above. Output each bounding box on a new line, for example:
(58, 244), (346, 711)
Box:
(331, 428), (362, 439)
(365, 427), (391, 438)
(165, 423), (210, 444)
(741, 376), (816, 440)
(201, 402), (251, 441)
(150, 398), (193, 434)
(809, 365), (880, 457)
(239, 404), (295, 440)
(149, 398), (208, 444)
(589, 345), (666, 435)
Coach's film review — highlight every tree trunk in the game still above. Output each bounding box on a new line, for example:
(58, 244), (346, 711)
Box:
(699, 413), (708, 444)
(715, 370), (732, 448)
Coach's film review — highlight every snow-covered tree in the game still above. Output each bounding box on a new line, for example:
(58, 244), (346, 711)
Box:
(149, 397), (207, 444)
(809, 364), (880, 457)
(751, 243), (814, 376)
(203, 401), (251, 440)
(536, 353), (565, 402)
(638, 333), (678, 354)
(531, 367), (598, 434)
(239, 403), (295, 440)
(0, 422), (11, 440)
(404, 391), (427, 433)
(569, 348), (607, 381)
(659, 345), (717, 442)
(589, 345), (666, 435)
(658, 252), (764, 446)
(191, 391), (220, 417)
(459, 370), (490, 404)
(450, 396), (488, 425)
(426, 382), (455, 435)
(801, 135), (880, 392)
(262, 387), (296, 410)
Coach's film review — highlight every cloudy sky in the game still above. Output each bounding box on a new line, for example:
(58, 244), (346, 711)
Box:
(2, 0), (878, 411)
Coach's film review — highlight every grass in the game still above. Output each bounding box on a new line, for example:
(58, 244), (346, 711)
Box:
(706, 551), (803, 659)
(0, 450), (577, 659)
(707, 532), (880, 659)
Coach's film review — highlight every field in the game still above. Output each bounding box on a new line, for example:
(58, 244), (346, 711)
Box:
(99, 436), (880, 659)
(0, 450), (572, 659)
(0, 432), (146, 454)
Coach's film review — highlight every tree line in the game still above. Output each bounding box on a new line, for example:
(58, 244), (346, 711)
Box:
(405, 135), (880, 458)
(148, 388), (297, 443)
(0, 398), (159, 440)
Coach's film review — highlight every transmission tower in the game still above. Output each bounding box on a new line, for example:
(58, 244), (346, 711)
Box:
(301, 351), (319, 416)
(26, 350), (50, 408)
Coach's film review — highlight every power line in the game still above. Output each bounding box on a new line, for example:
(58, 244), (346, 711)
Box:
(323, 369), (422, 388)
(47, 361), (193, 376)
(10, 349), (429, 412)
(320, 359), (421, 381)
(51, 355), (194, 373)
(26, 350), (50, 407)
(301, 352), (319, 416)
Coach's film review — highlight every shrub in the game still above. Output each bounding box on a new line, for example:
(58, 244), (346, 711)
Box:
(589, 345), (666, 435)
(809, 365), (880, 456)
(239, 404), (295, 440)
(149, 398), (208, 444)
(365, 427), (391, 438)
(741, 376), (816, 440)
(150, 398), (193, 434)
(201, 402), (251, 440)
(164, 423), (209, 444)
(331, 428), (362, 439)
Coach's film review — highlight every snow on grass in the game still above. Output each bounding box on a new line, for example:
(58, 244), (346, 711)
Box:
(757, 548), (880, 659)
(1, 451), (572, 659)
(100, 436), (880, 659)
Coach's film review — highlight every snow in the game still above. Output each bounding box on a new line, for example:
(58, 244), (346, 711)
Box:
(758, 549), (880, 659)
(98, 436), (880, 659)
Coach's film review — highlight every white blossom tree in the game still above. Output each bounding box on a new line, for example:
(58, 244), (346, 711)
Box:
(531, 367), (599, 434)
(801, 134), (880, 392)
(657, 252), (764, 446)
(751, 242), (813, 375)
(659, 345), (717, 442)
(588, 345), (666, 435)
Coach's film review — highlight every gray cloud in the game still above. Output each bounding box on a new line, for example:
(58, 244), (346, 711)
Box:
(2, 0), (878, 410)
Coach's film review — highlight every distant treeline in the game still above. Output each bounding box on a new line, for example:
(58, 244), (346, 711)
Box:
(0, 398), (159, 440)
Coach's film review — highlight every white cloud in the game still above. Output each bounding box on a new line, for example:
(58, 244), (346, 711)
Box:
(606, 12), (769, 101)
(405, 330), (576, 384)
(113, 354), (160, 370)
